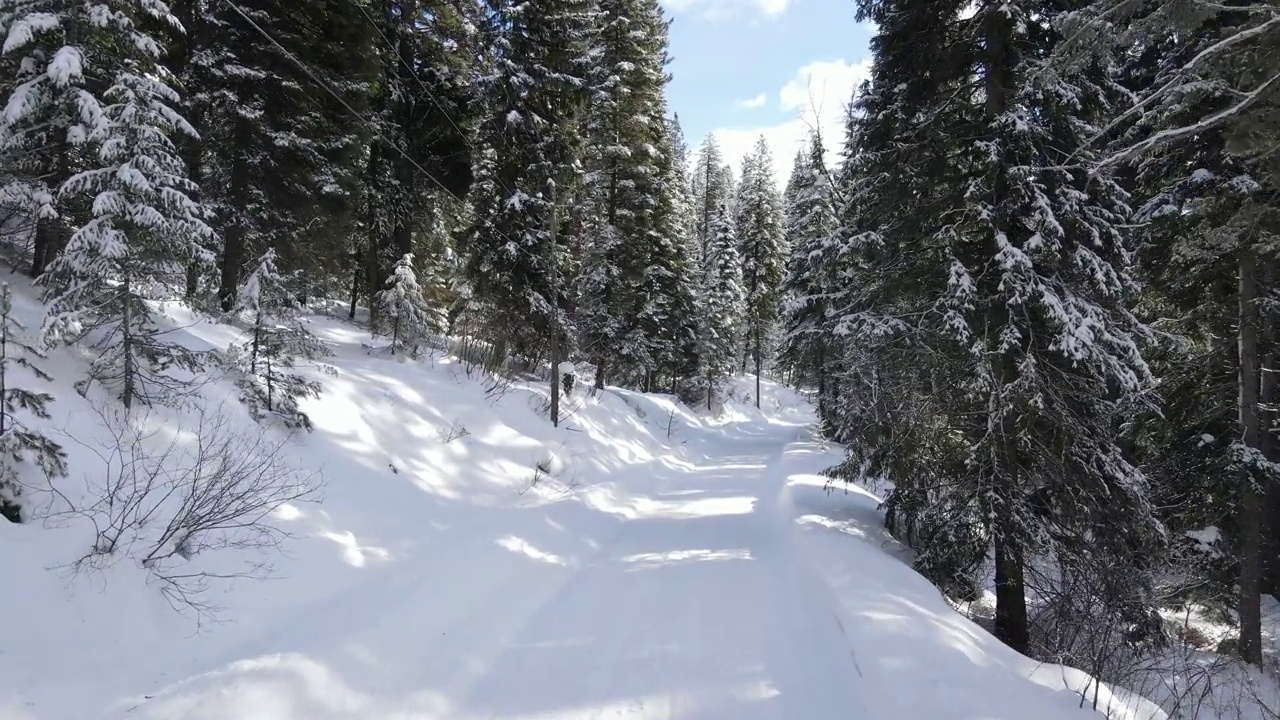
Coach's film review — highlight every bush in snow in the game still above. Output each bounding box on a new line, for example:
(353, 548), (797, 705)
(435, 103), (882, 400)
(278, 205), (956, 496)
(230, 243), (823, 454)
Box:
(0, 283), (67, 523)
(377, 252), (445, 357)
(52, 400), (320, 618)
(225, 248), (330, 431)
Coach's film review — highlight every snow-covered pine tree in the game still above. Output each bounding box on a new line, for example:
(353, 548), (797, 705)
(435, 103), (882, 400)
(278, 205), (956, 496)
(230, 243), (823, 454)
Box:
(667, 114), (700, 267)
(689, 133), (733, 261)
(778, 131), (837, 410)
(820, 0), (1167, 656)
(228, 248), (329, 430)
(732, 137), (785, 403)
(1073, 2), (1280, 663)
(578, 0), (683, 390)
(357, 0), (475, 326)
(578, 0), (657, 387)
(378, 252), (445, 357)
(647, 111), (701, 394)
(0, 283), (66, 523)
(464, 0), (596, 362)
(700, 202), (744, 409)
(0, 0), (96, 277)
(181, 0), (379, 311)
(38, 7), (215, 410)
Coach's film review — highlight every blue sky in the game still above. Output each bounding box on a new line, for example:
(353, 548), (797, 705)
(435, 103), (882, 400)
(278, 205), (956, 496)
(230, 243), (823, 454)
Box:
(662, 0), (875, 187)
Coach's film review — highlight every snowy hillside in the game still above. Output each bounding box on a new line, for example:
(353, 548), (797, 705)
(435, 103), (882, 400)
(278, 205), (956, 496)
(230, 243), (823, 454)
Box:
(0, 293), (1162, 720)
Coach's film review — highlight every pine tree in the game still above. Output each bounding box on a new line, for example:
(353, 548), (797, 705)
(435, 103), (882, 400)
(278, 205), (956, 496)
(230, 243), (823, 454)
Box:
(577, 0), (680, 389)
(0, 283), (66, 524)
(179, 0), (379, 311)
(1078, 2), (1280, 663)
(689, 134), (732, 261)
(378, 252), (445, 356)
(647, 112), (701, 393)
(700, 203), (744, 408)
(0, 0), (98, 276)
(358, 0), (475, 326)
(732, 137), (785, 404)
(464, 0), (596, 362)
(227, 248), (329, 430)
(778, 131), (838, 409)
(808, 0), (1167, 656)
(38, 12), (215, 410)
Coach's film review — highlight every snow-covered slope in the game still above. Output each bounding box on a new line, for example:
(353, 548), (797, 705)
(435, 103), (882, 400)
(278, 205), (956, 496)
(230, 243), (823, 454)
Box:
(0, 294), (1163, 720)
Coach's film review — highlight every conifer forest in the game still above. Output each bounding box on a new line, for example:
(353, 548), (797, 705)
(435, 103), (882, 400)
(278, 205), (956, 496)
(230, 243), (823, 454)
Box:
(0, 0), (1279, 717)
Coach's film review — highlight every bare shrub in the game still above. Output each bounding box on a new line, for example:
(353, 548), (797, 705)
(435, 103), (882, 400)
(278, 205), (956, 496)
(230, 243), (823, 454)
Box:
(49, 400), (321, 620)
(437, 420), (470, 443)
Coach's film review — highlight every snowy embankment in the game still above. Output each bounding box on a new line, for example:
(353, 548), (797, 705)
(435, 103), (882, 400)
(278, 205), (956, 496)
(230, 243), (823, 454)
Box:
(0, 294), (1163, 720)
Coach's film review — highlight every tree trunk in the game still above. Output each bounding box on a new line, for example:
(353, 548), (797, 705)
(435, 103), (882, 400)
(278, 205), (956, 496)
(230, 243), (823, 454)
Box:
(992, 515), (1029, 654)
(217, 222), (246, 312)
(1239, 248), (1264, 665)
(121, 274), (135, 410)
(817, 343), (826, 421)
(1261, 262), (1280, 596)
(755, 326), (762, 408)
(549, 192), (561, 427)
(594, 354), (606, 391)
(348, 254), (360, 320)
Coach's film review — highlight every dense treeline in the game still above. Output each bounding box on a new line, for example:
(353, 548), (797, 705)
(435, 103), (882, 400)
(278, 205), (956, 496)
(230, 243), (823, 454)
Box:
(0, 1), (787, 522)
(775, 0), (1280, 673)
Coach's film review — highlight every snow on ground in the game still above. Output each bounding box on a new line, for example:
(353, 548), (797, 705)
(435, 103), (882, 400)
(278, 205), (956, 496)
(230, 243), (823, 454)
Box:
(0, 293), (1164, 720)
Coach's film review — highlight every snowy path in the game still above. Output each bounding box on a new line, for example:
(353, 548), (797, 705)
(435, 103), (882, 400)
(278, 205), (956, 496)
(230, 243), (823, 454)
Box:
(447, 442), (869, 720)
(123, 431), (873, 720)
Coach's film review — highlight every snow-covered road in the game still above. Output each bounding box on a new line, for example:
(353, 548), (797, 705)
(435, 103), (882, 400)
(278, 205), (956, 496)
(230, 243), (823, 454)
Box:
(122, 433), (876, 720)
(446, 443), (870, 720)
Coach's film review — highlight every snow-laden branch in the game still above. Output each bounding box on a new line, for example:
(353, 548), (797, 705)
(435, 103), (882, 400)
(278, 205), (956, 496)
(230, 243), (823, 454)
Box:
(1065, 2), (1280, 167)
(1096, 68), (1280, 168)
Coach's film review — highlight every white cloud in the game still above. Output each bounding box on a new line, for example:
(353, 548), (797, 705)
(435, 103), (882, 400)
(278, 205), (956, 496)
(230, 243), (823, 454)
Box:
(712, 57), (871, 189)
(662, 0), (788, 21)
(735, 93), (767, 109)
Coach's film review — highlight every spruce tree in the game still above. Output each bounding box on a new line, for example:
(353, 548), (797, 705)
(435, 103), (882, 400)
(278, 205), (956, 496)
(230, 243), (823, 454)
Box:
(378, 252), (445, 356)
(689, 134), (733, 261)
(700, 203), (745, 408)
(578, 0), (679, 389)
(779, 131), (838, 410)
(180, 0), (378, 311)
(359, 0), (475, 325)
(0, 283), (67, 524)
(810, 0), (1167, 656)
(228, 248), (329, 430)
(0, 0), (95, 276)
(464, 0), (596, 362)
(647, 112), (701, 393)
(732, 137), (785, 403)
(38, 12), (215, 409)
(1076, 2), (1280, 663)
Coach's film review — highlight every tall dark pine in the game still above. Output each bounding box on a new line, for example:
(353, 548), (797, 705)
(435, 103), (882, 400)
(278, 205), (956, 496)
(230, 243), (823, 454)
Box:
(1083, 1), (1280, 664)
(464, 0), (596, 361)
(578, 0), (678, 388)
(817, 0), (1166, 655)
(177, 0), (376, 311)
(361, 0), (475, 329)
(779, 131), (837, 412)
(733, 137), (785, 403)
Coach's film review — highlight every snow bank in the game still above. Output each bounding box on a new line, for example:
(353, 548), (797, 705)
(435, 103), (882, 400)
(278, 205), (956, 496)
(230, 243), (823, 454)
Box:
(776, 442), (1170, 720)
